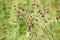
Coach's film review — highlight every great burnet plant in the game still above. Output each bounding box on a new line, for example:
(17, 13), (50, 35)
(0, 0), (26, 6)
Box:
(0, 0), (60, 40)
